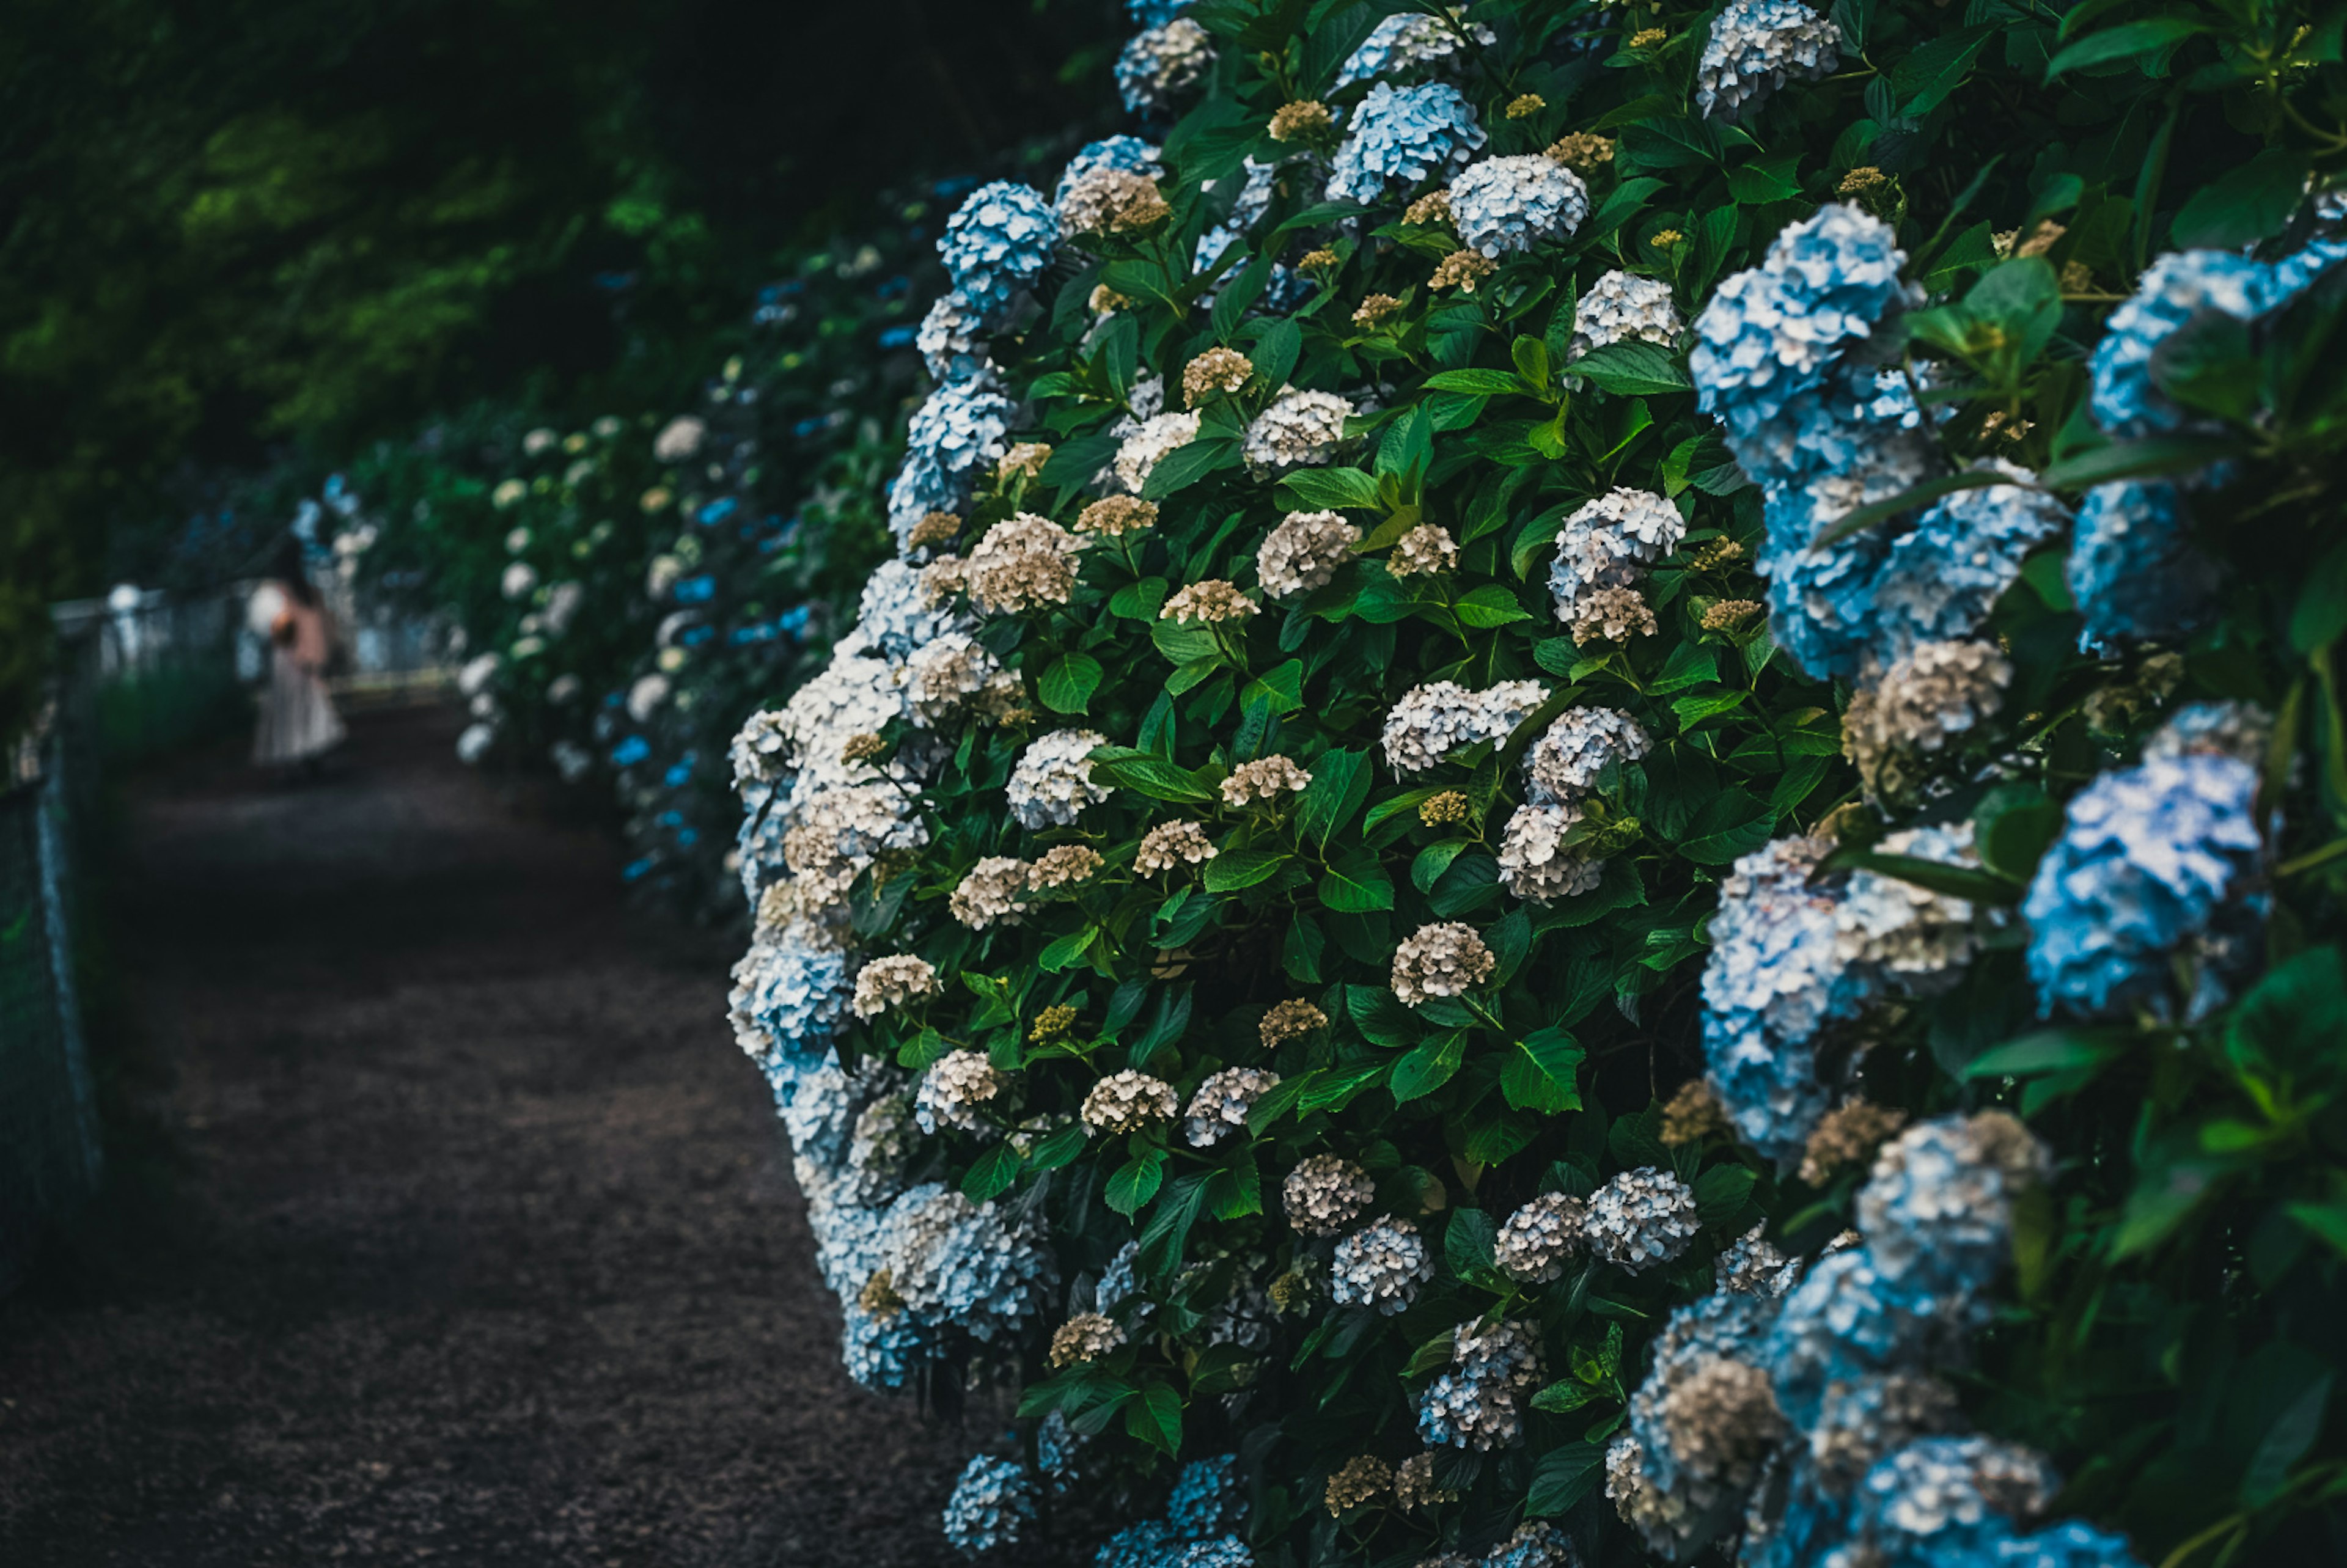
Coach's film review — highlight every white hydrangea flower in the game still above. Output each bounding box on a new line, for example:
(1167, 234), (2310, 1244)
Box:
(1111, 411), (1203, 494)
(1549, 488), (1686, 620)
(1184, 1066), (1281, 1147)
(915, 1049), (1006, 1134)
(1526, 706), (1653, 803)
(1495, 1192), (1589, 1283)
(1007, 728), (1112, 828)
(1242, 387), (1356, 477)
(1257, 510), (1361, 598)
(852, 954), (941, 1019)
(1497, 802), (1603, 901)
(1570, 271), (1685, 361)
(1284, 1154), (1375, 1235)
(1585, 1167), (1702, 1271)
(1331, 1218), (1434, 1314)
(1381, 679), (1549, 772)
(1697, 0), (1841, 120)
(1447, 155), (1589, 256)
(1081, 1071), (1180, 1135)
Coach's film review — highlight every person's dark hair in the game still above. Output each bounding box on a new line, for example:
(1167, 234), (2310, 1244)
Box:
(271, 536), (319, 607)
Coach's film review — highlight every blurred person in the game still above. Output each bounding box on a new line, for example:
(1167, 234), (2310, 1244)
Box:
(248, 536), (346, 777)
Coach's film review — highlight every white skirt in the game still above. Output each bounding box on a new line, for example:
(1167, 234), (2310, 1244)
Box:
(254, 650), (347, 764)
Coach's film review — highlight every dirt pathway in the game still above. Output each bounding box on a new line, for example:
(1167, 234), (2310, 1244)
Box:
(0, 705), (975, 1567)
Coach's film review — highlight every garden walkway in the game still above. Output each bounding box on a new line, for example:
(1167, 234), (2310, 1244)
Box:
(0, 705), (971, 1566)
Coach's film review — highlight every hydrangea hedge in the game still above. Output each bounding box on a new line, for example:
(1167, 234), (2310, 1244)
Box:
(722, 2), (2347, 1566)
(350, 202), (949, 912)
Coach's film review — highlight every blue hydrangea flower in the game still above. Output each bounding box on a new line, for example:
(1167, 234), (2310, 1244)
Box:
(1757, 451), (1922, 681)
(1868, 463), (2069, 664)
(1764, 1249), (1986, 1428)
(1169, 1539), (1254, 1568)
(1324, 81), (1486, 206)
(730, 927), (851, 1077)
(2087, 251), (2271, 440)
(887, 377), (1015, 545)
(1167, 1453), (1243, 1539)
(942, 1454), (1039, 1556)
(1985, 1520), (2153, 1568)
(839, 1295), (930, 1390)
(1740, 1461), (1857, 1568)
(938, 181), (1060, 320)
(1692, 205), (1920, 489)
(1483, 1521), (1575, 1568)
(1849, 1437), (2058, 1568)
(2063, 480), (2219, 651)
(858, 557), (972, 659)
(1096, 1520), (1178, 1568)
(1127, 0), (1189, 21)
(1858, 1113), (2048, 1297)
(2269, 236), (2347, 306)
(1625, 1288), (1787, 1506)
(2022, 753), (2266, 1019)
(1701, 836), (1865, 1162)
(1333, 9), (1493, 87)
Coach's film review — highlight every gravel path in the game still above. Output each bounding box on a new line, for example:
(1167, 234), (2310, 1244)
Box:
(0, 705), (979, 1567)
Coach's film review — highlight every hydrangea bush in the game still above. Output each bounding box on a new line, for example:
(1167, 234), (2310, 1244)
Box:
(352, 197), (949, 914)
(722, 2), (2347, 1566)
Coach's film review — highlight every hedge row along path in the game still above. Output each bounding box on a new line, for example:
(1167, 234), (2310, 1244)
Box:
(0, 704), (1046, 1566)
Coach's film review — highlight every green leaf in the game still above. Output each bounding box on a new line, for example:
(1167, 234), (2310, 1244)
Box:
(1526, 1442), (1607, 1517)
(1203, 846), (1287, 892)
(1694, 1164), (1757, 1226)
(1568, 340), (1692, 395)
(1246, 1071), (1315, 1134)
(2172, 147), (2310, 251)
(1106, 1147), (1169, 1216)
(1976, 786), (2062, 882)
(1109, 577), (1171, 621)
(2290, 542), (2347, 653)
(1090, 747), (1214, 803)
(1140, 435), (1240, 499)
(1963, 1028), (2126, 1079)
(2242, 1372), (2334, 1508)
(1530, 1379), (1599, 1414)
(1039, 653), (1104, 714)
(1413, 839), (1472, 893)
(1444, 1207), (1497, 1280)
(2044, 17), (2214, 79)
(1677, 789), (1775, 865)
(1276, 466), (1383, 510)
(2040, 435), (2240, 490)
(1423, 367), (1530, 396)
(1514, 1027), (1584, 1107)
(1651, 642), (1719, 695)
(1391, 1031), (1466, 1101)
(1126, 1382), (1184, 1454)
(1320, 844), (1397, 912)
(1454, 583), (1533, 627)
(961, 1140), (1024, 1203)
(1026, 1124), (1088, 1171)
(1295, 747), (1373, 847)
(1584, 175), (1666, 238)
(1348, 983), (1420, 1047)
(1039, 927), (1098, 972)
(1510, 335), (1551, 391)
(1844, 849), (2025, 905)
(1725, 153), (1802, 204)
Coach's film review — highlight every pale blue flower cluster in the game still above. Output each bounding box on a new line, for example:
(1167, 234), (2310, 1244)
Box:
(2064, 479), (2217, 651)
(1616, 1117), (2148, 1568)
(2087, 251), (2274, 441)
(858, 557), (972, 661)
(1692, 204), (1918, 486)
(1333, 8), (1493, 87)
(887, 376), (1015, 546)
(1324, 81), (1486, 206)
(942, 1454), (1040, 1556)
(1690, 205), (1983, 678)
(1448, 155), (1589, 257)
(1868, 464), (2069, 664)
(938, 181), (1060, 320)
(1166, 1454), (1244, 1539)
(1697, 836), (1862, 1163)
(2022, 752), (2266, 1018)
(1128, 0), (1189, 21)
